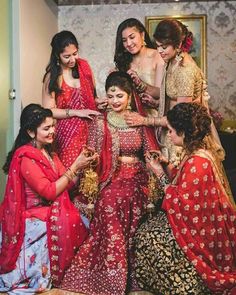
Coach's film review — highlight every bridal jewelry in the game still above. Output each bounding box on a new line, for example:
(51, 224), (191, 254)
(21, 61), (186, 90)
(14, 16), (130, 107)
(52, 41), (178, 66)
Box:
(107, 111), (129, 129)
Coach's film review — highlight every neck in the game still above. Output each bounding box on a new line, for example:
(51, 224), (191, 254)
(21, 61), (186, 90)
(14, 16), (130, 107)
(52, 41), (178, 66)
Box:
(134, 45), (147, 59)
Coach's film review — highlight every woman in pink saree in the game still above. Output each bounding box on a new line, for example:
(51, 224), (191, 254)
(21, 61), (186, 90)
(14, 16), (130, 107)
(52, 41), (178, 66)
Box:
(42, 30), (100, 168)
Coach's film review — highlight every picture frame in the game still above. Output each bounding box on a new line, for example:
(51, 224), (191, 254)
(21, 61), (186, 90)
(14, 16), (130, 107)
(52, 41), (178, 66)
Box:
(145, 15), (207, 74)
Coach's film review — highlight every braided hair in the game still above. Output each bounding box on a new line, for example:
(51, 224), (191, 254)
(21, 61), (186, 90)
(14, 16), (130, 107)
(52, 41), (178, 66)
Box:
(3, 104), (53, 174)
(167, 103), (211, 154)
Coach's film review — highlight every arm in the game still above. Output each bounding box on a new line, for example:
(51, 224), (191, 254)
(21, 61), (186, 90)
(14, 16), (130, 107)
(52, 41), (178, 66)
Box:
(21, 149), (98, 200)
(42, 74), (100, 120)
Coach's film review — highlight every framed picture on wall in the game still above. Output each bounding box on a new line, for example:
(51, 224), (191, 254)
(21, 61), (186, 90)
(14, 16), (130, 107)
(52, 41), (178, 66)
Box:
(145, 15), (207, 74)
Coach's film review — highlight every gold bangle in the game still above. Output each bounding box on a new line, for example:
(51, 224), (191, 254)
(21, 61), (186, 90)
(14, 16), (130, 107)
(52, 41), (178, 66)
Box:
(154, 117), (161, 126)
(67, 167), (78, 178)
(63, 171), (73, 181)
(66, 109), (70, 118)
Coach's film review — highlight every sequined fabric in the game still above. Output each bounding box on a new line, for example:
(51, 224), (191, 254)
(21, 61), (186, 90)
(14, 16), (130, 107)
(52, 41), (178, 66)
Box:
(59, 124), (153, 295)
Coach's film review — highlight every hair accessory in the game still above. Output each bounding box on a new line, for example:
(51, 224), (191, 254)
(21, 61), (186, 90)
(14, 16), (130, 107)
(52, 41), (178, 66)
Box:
(110, 86), (116, 92)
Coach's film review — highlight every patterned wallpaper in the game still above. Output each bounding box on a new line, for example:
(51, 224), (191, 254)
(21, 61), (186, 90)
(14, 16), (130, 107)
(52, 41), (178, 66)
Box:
(59, 1), (236, 120)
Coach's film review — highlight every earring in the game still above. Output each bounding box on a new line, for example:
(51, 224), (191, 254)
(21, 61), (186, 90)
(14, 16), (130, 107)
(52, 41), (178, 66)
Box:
(142, 39), (147, 47)
(32, 138), (37, 148)
(175, 48), (182, 63)
(126, 100), (132, 110)
(57, 59), (60, 66)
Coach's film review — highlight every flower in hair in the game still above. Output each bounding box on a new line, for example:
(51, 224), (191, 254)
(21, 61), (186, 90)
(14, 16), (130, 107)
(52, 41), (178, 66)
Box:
(181, 36), (193, 53)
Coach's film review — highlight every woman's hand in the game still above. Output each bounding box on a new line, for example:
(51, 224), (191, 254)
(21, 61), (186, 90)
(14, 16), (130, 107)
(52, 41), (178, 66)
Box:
(95, 97), (108, 110)
(74, 109), (100, 120)
(145, 151), (165, 176)
(127, 69), (147, 92)
(140, 93), (159, 108)
(124, 112), (145, 127)
(73, 147), (99, 171)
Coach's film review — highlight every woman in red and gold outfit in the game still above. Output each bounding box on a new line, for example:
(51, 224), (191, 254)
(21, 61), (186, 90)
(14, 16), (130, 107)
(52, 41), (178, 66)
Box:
(0, 104), (96, 293)
(42, 31), (100, 168)
(59, 72), (167, 295)
(134, 103), (236, 294)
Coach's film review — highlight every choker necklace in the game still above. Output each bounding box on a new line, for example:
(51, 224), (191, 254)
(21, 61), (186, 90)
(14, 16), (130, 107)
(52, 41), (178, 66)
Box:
(107, 111), (129, 130)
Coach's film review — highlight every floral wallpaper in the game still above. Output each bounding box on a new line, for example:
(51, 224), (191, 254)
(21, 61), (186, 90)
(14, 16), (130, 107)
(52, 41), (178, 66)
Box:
(59, 1), (236, 120)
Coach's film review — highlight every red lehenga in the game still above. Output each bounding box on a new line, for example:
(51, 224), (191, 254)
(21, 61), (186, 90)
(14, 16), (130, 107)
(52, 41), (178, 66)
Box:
(55, 58), (97, 168)
(58, 114), (158, 295)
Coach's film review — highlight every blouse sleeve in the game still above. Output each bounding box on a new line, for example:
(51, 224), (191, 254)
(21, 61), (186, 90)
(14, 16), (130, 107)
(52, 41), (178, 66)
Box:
(20, 157), (57, 201)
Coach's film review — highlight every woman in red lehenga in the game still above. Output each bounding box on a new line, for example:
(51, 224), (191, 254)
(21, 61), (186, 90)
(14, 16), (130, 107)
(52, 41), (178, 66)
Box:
(0, 104), (97, 293)
(42, 30), (100, 168)
(58, 72), (167, 295)
(134, 103), (236, 295)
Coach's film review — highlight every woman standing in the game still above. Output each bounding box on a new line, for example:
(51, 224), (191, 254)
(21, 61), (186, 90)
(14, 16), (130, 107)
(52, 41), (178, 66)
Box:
(125, 19), (230, 197)
(59, 72), (166, 295)
(135, 103), (236, 294)
(114, 18), (164, 115)
(0, 104), (97, 293)
(42, 30), (100, 168)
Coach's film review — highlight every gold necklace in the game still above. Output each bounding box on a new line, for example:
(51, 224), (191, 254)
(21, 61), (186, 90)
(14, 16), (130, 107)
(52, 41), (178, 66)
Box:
(107, 111), (129, 129)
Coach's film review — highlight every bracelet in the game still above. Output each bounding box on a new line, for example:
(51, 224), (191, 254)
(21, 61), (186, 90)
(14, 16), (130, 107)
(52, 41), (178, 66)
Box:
(65, 109), (70, 118)
(63, 170), (73, 181)
(154, 117), (161, 126)
(137, 81), (147, 92)
(67, 167), (79, 178)
(143, 117), (155, 126)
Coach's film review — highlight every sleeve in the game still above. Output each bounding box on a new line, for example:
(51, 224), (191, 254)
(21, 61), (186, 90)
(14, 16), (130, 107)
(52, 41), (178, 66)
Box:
(20, 157), (57, 201)
(174, 65), (196, 97)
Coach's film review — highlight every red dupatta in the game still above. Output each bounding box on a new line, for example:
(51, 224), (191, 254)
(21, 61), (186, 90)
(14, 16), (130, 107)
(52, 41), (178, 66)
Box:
(0, 145), (87, 285)
(56, 58), (98, 167)
(95, 91), (160, 188)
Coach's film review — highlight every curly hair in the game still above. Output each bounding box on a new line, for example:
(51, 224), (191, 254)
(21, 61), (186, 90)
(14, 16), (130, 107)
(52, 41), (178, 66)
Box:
(153, 19), (193, 53)
(167, 103), (211, 154)
(114, 18), (155, 72)
(3, 104), (53, 174)
(43, 30), (79, 95)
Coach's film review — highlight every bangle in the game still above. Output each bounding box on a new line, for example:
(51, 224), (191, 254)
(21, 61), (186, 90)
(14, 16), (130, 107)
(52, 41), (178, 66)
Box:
(137, 81), (147, 92)
(63, 170), (73, 181)
(66, 109), (70, 118)
(67, 167), (78, 178)
(154, 117), (161, 126)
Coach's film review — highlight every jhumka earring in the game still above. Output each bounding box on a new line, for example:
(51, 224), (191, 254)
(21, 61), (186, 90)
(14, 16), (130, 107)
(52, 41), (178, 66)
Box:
(175, 48), (182, 63)
(126, 100), (132, 110)
(56, 59), (60, 66)
(32, 138), (37, 148)
(142, 39), (147, 47)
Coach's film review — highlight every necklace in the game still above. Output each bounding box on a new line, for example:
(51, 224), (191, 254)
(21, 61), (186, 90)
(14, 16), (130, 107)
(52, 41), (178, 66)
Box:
(42, 149), (55, 169)
(107, 111), (129, 130)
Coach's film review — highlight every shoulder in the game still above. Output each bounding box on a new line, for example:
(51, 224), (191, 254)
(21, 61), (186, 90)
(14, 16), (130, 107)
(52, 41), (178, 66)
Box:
(183, 152), (213, 176)
(147, 48), (163, 64)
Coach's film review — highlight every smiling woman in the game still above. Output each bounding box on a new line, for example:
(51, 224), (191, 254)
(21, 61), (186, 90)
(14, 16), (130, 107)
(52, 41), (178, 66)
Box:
(0, 104), (96, 294)
(42, 30), (100, 169)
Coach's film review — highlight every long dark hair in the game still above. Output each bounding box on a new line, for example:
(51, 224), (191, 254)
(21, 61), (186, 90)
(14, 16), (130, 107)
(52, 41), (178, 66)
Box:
(114, 18), (155, 72)
(43, 30), (79, 95)
(167, 103), (211, 154)
(153, 19), (193, 52)
(3, 104), (53, 174)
